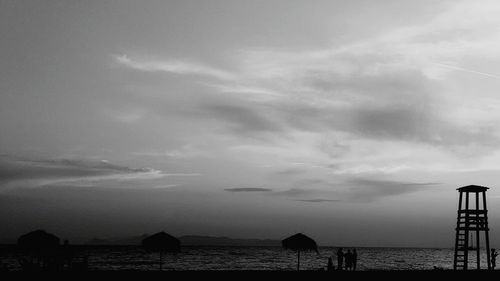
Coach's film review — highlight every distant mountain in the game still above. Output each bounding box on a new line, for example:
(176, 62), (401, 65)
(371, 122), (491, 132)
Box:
(85, 234), (149, 245)
(179, 235), (281, 246)
(84, 234), (281, 246)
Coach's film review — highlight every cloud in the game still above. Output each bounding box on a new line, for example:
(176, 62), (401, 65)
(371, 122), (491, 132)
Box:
(224, 187), (272, 192)
(115, 5), (500, 148)
(110, 0), (500, 191)
(269, 179), (440, 203)
(233, 2), (500, 148)
(433, 63), (500, 80)
(0, 156), (168, 189)
(344, 179), (440, 202)
(226, 44), (500, 147)
(202, 103), (282, 134)
(113, 54), (236, 80)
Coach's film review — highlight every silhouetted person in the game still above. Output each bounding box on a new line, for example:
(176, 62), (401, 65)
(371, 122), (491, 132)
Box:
(345, 249), (353, 271)
(352, 248), (358, 271)
(327, 257), (334, 271)
(492, 249), (498, 270)
(337, 248), (344, 270)
(62, 239), (73, 269)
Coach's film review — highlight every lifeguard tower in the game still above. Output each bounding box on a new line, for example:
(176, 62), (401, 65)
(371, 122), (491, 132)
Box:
(453, 185), (491, 270)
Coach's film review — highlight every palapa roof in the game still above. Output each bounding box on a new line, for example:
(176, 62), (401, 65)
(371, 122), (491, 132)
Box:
(282, 233), (318, 252)
(142, 232), (180, 253)
(457, 185), (490, 192)
(17, 229), (60, 250)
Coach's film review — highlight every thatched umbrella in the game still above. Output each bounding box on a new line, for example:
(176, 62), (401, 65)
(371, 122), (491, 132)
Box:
(17, 230), (61, 269)
(142, 232), (180, 270)
(282, 233), (318, 271)
(17, 229), (60, 251)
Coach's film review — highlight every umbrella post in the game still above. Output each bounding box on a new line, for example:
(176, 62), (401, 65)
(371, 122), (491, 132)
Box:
(160, 252), (163, 271)
(297, 250), (300, 271)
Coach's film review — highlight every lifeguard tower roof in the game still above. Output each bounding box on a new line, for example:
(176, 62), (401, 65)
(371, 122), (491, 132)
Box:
(457, 185), (489, 192)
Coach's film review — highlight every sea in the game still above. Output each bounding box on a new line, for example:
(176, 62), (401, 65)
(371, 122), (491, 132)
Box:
(0, 245), (492, 271)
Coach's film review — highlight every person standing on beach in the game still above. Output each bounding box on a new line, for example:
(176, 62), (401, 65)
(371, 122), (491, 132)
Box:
(345, 249), (353, 271)
(352, 248), (358, 271)
(327, 257), (334, 271)
(62, 240), (74, 270)
(337, 248), (344, 270)
(492, 249), (498, 270)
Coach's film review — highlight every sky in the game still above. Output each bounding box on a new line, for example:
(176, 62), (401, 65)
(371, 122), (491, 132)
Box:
(2, 0), (500, 247)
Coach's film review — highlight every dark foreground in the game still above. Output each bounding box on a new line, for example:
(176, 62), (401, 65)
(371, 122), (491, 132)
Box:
(2, 269), (499, 276)
(2, 268), (500, 281)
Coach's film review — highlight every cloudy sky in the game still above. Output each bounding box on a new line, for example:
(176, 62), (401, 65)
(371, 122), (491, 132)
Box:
(2, 0), (500, 247)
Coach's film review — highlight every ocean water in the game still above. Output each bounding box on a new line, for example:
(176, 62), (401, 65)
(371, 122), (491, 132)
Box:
(0, 245), (492, 271)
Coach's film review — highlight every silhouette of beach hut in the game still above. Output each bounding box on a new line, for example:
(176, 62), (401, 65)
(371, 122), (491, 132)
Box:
(142, 232), (180, 270)
(17, 229), (60, 253)
(17, 230), (61, 270)
(282, 233), (318, 271)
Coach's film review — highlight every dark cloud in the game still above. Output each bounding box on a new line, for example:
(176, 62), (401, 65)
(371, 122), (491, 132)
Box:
(153, 95), (285, 138)
(270, 179), (439, 203)
(304, 65), (432, 105)
(37, 158), (150, 173)
(275, 92), (497, 147)
(203, 59), (500, 148)
(204, 103), (282, 134)
(134, 60), (500, 150)
(182, 88), (499, 150)
(344, 179), (440, 202)
(280, 100), (499, 149)
(343, 105), (500, 147)
(349, 106), (430, 140)
(224, 187), (272, 192)
(0, 156), (159, 185)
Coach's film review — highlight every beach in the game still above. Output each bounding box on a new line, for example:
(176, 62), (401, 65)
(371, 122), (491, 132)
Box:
(1, 245), (489, 271)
